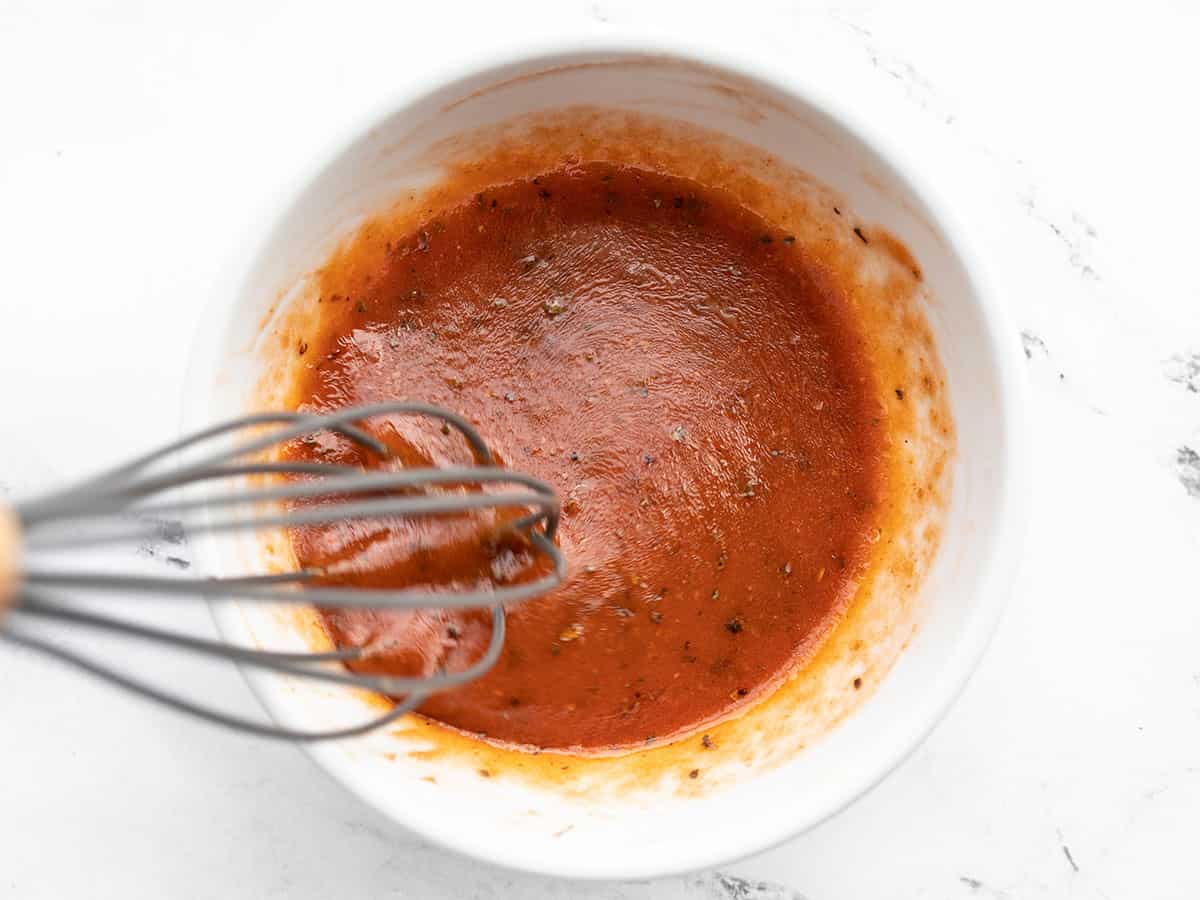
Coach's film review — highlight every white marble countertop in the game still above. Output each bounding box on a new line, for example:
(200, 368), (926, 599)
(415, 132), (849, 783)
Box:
(2, 1), (1197, 897)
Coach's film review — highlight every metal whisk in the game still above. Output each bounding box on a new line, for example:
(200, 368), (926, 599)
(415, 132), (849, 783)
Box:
(0, 401), (565, 741)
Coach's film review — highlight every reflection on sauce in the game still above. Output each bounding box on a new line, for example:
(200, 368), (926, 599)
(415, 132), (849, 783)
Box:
(284, 162), (887, 752)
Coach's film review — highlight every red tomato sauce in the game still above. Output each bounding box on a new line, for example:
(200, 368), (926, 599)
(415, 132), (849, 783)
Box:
(283, 162), (887, 752)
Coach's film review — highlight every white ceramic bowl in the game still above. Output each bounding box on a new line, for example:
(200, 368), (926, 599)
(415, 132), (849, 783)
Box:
(185, 37), (1028, 880)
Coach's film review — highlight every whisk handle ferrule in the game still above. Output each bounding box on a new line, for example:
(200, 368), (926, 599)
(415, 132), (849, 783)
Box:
(0, 505), (20, 615)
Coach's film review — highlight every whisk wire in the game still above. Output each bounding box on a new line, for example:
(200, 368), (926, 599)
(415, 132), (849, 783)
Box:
(11, 593), (511, 695)
(16, 412), (385, 523)
(0, 628), (423, 742)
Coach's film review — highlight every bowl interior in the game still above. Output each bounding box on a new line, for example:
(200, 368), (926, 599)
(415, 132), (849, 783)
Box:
(186, 47), (1022, 879)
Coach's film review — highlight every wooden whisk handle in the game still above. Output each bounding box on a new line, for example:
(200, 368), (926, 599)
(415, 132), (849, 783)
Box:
(0, 505), (19, 616)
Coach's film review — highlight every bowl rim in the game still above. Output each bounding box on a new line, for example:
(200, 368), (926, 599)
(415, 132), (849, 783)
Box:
(183, 32), (1030, 880)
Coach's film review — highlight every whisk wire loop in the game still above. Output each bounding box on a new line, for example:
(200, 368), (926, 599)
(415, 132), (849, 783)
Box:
(1, 402), (564, 741)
